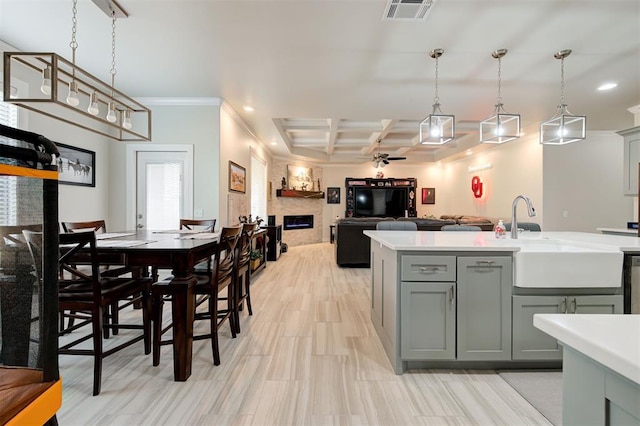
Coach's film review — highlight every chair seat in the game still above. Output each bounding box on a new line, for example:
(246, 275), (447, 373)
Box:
(0, 366), (56, 425)
(59, 277), (151, 304)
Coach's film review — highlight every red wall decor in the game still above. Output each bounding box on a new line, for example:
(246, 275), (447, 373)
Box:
(471, 176), (483, 198)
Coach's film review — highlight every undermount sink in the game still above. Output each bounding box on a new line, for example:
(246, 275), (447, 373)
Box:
(512, 238), (623, 288)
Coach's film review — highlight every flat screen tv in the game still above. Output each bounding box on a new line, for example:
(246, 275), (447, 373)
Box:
(354, 187), (407, 218)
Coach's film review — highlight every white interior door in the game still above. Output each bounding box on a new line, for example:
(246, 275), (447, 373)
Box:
(126, 145), (193, 231)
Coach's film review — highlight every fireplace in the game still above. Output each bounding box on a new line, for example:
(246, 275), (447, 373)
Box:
(283, 215), (314, 230)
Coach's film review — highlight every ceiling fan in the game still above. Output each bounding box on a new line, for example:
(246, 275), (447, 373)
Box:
(372, 138), (406, 168)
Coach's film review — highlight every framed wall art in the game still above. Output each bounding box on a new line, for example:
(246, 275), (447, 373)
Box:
(422, 187), (435, 204)
(56, 143), (96, 187)
(327, 187), (340, 204)
(229, 161), (246, 193)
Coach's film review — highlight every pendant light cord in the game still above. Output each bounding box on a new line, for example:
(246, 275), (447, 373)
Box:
(559, 56), (565, 106)
(69, 0), (78, 77)
(496, 56), (502, 105)
(110, 12), (117, 98)
(433, 55), (440, 105)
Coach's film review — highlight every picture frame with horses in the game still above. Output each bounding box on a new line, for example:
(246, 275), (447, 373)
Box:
(56, 143), (95, 187)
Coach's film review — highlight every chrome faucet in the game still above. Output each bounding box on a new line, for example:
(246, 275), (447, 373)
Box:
(511, 195), (536, 239)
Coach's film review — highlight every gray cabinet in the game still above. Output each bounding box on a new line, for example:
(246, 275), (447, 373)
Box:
(512, 295), (623, 360)
(457, 257), (512, 361)
(400, 282), (455, 360)
(619, 126), (640, 196)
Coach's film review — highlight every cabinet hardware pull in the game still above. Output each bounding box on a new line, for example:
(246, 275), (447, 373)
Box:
(449, 285), (455, 308)
(419, 266), (439, 273)
(475, 260), (495, 266)
(570, 298), (577, 313)
(560, 297), (567, 313)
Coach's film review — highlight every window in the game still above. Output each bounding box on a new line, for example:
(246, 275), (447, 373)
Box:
(0, 100), (18, 225)
(250, 152), (267, 222)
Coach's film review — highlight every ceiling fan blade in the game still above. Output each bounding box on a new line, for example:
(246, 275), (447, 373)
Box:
(383, 159), (389, 165)
(387, 156), (406, 161)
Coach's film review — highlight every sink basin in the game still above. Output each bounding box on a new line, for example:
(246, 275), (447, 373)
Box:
(513, 238), (623, 288)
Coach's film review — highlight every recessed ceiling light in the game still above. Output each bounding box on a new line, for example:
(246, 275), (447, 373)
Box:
(270, 141), (277, 146)
(243, 105), (254, 112)
(466, 150), (473, 156)
(597, 82), (618, 91)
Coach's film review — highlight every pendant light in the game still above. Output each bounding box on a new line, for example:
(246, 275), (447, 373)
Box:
(66, 0), (80, 106)
(419, 48), (455, 145)
(480, 49), (520, 144)
(106, 11), (119, 124)
(540, 49), (586, 145)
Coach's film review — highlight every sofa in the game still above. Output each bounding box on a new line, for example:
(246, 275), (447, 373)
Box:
(335, 216), (495, 267)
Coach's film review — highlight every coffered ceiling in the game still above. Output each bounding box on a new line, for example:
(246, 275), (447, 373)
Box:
(1, 0), (638, 164)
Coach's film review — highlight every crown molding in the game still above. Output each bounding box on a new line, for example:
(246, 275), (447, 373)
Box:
(136, 97), (222, 106)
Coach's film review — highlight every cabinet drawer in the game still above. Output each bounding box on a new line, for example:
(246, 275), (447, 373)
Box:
(401, 255), (456, 281)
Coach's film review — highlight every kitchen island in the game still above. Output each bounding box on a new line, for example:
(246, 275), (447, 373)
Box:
(363, 231), (637, 374)
(534, 314), (640, 425)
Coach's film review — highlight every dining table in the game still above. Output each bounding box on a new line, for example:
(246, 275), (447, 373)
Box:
(92, 229), (220, 381)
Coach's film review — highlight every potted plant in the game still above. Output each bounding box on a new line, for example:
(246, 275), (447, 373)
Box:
(250, 248), (262, 270)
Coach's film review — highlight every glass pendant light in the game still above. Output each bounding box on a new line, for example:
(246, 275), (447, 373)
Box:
(480, 49), (520, 144)
(87, 91), (100, 115)
(40, 67), (52, 95)
(419, 48), (455, 145)
(106, 101), (117, 123)
(540, 49), (586, 145)
(122, 109), (132, 129)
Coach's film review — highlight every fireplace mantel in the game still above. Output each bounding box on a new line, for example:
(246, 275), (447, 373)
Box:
(276, 189), (325, 199)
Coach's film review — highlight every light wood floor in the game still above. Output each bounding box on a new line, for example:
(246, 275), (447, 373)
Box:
(57, 242), (552, 425)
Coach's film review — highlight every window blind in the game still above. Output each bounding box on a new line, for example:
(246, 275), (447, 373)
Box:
(250, 153), (267, 222)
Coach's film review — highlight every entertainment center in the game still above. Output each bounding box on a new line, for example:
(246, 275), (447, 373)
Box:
(344, 177), (417, 218)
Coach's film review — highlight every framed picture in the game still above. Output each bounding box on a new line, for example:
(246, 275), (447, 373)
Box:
(229, 161), (246, 193)
(422, 187), (435, 204)
(327, 187), (340, 204)
(287, 164), (313, 191)
(56, 143), (95, 187)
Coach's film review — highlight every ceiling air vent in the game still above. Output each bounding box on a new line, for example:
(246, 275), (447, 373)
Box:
(383, 0), (437, 21)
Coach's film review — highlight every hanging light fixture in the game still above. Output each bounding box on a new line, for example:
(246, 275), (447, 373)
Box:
(540, 49), (586, 145)
(419, 48), (455, 145)
(480, 49), (520, 144)
(106, 11), (119, 124)
(2, 0), (151, 142)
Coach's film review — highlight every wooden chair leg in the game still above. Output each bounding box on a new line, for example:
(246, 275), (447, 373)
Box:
(142, 289), (151, 355)
(152, 287), (164, 366)
(92, 306), (104, 396)
(244, 271), (253, 316)
(210, 293), (220, 366)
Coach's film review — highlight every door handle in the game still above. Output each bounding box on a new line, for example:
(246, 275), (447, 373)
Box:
(570, 297), (577, 313)
(560, 297), (567, 313)
(136, 223), (144, 229)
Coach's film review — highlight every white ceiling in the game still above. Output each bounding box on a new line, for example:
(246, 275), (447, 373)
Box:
(1, 0), (638, 164)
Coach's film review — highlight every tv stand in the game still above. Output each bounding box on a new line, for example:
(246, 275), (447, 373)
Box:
(344, 177), (417, 218)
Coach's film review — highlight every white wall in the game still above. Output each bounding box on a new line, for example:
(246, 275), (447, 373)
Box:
(108, 101), (221, 230)
(320, 133), (544, 241)
(543, 131), (633, 232)
(219, 102), (270, 227)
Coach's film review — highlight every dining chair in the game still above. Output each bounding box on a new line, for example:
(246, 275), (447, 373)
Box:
(151, 225), (242, 367)
(441, 225), (483, 231)
(504, 222), (541, 232)
(233, 222), (258, 333)
(179, 218), (216, 232)
(37, 230), (152, 396)
(376, 221), (418, 231)
(61, 220), (107, 234)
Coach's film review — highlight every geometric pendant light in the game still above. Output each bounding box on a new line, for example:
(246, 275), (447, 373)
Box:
(480, 49), (520, 144)
(540, 49), (586, 145)
(2, 0), (151, 141)
(419, 49), (455, 145)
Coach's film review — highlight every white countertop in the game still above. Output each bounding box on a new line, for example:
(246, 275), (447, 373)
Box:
(363, 230), (640, 253)
(534, 314), (640, 385)
(597, 227), (638, 236)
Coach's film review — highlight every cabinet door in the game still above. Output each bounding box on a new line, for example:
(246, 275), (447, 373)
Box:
(621, 126), (640, 196)
(512, 295), (565, 360)
(400, 282), (455, 360)
(570, 295), (623, 314)
(457, 257), (512, 361)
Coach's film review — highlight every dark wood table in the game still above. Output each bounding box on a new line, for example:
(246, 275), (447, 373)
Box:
(93, 230), (219, 381)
